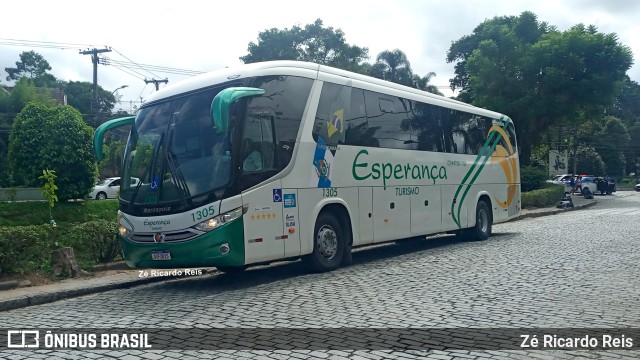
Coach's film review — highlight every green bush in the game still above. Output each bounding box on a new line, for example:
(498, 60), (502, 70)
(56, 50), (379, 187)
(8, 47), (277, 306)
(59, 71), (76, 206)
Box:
(0, 219), (119, 275)
(521, 184), (565, 208)
(0, 225), (54, 274)
(8, 102), (97, 200)
(66, 220), (120, 264)
(521, 166), (548, 192)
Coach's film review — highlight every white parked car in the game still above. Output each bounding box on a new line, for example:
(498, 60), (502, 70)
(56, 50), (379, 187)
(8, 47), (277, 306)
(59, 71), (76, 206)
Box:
(89, 177), (140, 200)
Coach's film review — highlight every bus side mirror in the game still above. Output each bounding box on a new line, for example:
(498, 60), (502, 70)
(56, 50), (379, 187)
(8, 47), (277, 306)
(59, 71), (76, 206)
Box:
(94, 116), (136, 161)
(211, 87), (265, 134)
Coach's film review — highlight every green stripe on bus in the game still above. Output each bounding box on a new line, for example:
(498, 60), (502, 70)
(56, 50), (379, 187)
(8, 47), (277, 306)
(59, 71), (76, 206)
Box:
(451, 117), (511, 228)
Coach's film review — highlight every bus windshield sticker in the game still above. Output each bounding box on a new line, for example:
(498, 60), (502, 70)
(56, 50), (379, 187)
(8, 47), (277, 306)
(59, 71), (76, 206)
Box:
(150, 176), (160, 191)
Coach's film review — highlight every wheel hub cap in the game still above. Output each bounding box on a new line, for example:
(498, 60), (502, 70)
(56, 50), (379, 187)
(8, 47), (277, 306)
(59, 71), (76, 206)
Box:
(478, 209), (488, 233)
(317, 225), (337, 260)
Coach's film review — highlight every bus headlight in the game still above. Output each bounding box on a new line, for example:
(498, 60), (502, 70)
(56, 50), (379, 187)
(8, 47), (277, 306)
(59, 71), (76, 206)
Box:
(193, 207), (243, 232)
(118, 225), (129, 237)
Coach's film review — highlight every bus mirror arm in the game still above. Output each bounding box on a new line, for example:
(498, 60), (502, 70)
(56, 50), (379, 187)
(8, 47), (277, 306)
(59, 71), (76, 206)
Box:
(210, 87), (265, 134)
(93, 116), (136, 161)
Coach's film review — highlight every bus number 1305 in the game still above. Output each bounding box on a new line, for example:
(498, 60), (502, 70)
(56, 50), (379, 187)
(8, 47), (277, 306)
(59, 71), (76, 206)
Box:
(322, 188), (338, 197)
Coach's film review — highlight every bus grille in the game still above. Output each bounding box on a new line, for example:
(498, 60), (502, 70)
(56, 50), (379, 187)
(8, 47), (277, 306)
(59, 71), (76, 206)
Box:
(128, 229), (203, 243)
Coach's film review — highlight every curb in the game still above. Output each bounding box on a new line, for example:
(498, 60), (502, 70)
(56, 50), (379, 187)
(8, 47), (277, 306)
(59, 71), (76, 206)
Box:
(0, 280), (19, 291)
(515, 199), (596, 221)
(0, 270), (216, 312)
(92, 261), (131, 271)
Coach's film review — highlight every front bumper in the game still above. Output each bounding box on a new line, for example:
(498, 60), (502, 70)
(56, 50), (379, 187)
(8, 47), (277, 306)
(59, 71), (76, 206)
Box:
(119, 218), (245, 268)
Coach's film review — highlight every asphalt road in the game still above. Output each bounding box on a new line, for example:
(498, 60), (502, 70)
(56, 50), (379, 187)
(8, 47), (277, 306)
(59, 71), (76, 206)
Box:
(1, 191), (639, 359)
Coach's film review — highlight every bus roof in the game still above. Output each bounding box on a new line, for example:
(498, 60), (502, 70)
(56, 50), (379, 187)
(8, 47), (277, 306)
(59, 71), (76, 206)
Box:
(143, 60), (506, 120)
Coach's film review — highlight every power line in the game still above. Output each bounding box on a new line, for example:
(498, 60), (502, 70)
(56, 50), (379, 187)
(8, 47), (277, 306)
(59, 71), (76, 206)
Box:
(108, 63), (146, 81)
(111, 47), (163, 80)
(102, 58), (150, 80)
(102, 58), (204, 76)
(0, 38), (96, 50)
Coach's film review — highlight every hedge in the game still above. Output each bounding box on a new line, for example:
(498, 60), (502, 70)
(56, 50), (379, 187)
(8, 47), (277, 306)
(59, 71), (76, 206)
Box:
(521, 166), (549, 192)
(0, 225), (54, 274)
(521, 184), (565, 209)
(0, 221), (120, 275)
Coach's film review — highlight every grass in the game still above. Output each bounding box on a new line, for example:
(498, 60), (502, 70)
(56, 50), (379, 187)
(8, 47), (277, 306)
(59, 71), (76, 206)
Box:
(0, 200), (119, 227)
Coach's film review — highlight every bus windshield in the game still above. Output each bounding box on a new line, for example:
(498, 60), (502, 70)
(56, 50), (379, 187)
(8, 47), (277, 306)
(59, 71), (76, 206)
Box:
(121, 88), (231, 206)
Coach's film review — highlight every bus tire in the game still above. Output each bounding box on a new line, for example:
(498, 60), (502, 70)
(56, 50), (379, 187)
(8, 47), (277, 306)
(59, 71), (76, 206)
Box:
(303, 212), (345, 272)
(466, 200), (492, 241)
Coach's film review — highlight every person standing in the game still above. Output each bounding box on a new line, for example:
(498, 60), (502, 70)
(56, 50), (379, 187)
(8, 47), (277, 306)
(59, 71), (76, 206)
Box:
(569, 174), (576, 195)
(575, 175), (583, 195)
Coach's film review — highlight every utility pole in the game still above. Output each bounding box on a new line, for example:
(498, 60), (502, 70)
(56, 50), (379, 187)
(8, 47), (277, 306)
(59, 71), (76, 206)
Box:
(80, 47), (112, 125)
(572, 123), (578, 176)
(144, 78), (168, 91)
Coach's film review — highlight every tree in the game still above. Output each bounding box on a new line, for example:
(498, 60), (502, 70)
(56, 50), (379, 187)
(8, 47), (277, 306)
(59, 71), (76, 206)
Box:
(626, 121), (640, 175)
(369, 49), (414, 86)
(5, 51), (58, 87)
(412, 72), (443, 95)
(368, 49), (443, 95)
(8, 77), (54, 114)
(594, 116), (630, 178)
(0, 78), (54, 185)
(8, 102), (97, 200)
(240, 19), (370, 73)
(568, 145), (605, 176)
(63, 81), (116, 127)
(447, 12), (633, 165)
(609, 77), (640, 127)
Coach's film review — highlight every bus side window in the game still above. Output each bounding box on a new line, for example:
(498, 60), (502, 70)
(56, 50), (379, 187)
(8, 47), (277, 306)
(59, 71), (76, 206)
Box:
(250, 75), (314, 171)
(364, 90), (410, 150)
(314, 82), (369, 147)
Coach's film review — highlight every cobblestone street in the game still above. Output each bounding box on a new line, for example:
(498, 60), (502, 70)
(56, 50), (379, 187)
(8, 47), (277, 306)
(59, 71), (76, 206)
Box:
(1, 192), (639, 359)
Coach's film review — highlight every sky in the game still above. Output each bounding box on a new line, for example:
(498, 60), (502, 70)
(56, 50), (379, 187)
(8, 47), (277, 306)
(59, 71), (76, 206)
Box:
(1, 0), (639, 112)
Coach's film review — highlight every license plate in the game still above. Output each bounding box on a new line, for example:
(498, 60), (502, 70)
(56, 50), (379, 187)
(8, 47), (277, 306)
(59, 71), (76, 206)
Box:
(151, 250), (171, 260)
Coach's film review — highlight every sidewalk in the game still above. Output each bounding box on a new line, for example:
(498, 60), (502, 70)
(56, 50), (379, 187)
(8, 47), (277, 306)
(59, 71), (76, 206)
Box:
(518, 193), (596, 220)
(0, 195), (596, 313)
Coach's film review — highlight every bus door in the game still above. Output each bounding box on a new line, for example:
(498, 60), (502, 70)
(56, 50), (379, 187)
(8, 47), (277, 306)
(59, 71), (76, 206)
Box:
(239, 108), (285, 264)
(242, 181), (285, 264)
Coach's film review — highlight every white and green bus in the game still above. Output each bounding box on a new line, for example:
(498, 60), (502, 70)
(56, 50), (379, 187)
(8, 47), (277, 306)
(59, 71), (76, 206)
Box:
(95, 61), (520, 273)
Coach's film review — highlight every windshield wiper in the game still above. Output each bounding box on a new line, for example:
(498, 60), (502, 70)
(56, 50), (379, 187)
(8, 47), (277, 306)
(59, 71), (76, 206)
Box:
(165, 150), (191, 205)
(162, 124), (192, 206)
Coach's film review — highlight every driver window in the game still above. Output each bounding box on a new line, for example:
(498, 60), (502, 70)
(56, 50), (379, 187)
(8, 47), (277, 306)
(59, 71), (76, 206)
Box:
(242, 112), (275, 173)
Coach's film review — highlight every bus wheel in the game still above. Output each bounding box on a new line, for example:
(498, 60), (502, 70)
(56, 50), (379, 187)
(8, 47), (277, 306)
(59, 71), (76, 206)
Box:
(303, 212), (345, 272)
(466, 200), (492, 241)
